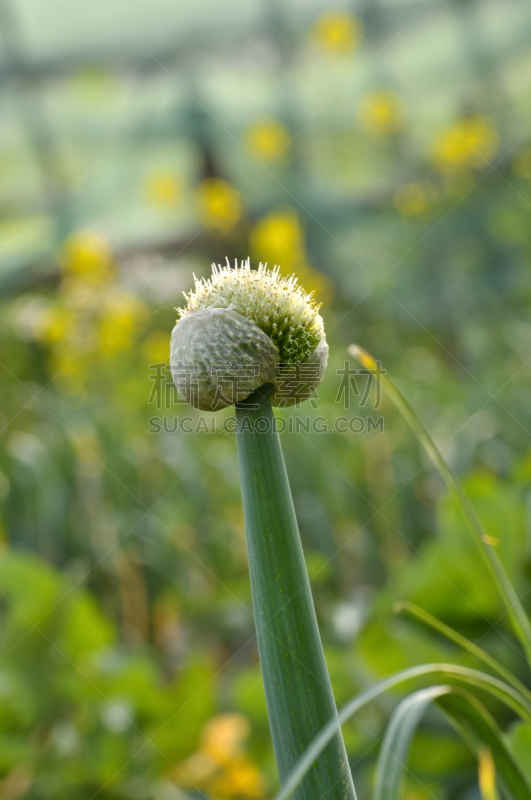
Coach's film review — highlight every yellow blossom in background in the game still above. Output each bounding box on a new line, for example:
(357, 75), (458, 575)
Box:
(62, 229), (115, 285)
(311, 10), (360, 53)
(39, 231), (153, 397)
(174, 714), (266, 800)
(251, 208), (303, 265)
(38, 306), (77, 345)
(432, 115), (498, 173)
(201, 714), (250, 765)
(210, 756), (266, 799)
(243, 118), (290, 162)
(176, 750), (218, 786)
(394, 181), (438, 218)
(478, 747), (498, 800)
(145, 169), (182, 207)
(97, 295), (149, 357)
(512, 148), (531, 179)
(197, 178), (242, 233)
(250, 208), (333, 304)
(359, 88), (403, 136)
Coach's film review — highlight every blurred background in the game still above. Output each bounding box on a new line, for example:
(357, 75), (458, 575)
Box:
(1, 0), (531, 797)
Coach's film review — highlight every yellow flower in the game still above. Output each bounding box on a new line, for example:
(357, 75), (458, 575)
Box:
(210, 756), (266, 799)
(200, 714), (250, 765)
(197, 178), (242, 233)
(244, 118), (290, 162)
(513, 148), (531, 179)
(250, 209), (333, 303)
(393, 181), (438, 217)
(145, 169), (182, 207)
(311, 11), (360, 53)
(359, 88), (403, 136)
(39, 306), (76, 344)
(174, 714), (266, 800)
(250, 208), (303, 265)
(61, 230), (115, 285)
(432, 116), (498, 173)
(175, 750), (218, 786)
(97, 295), (149, 357)
(478, 746), (498, 800)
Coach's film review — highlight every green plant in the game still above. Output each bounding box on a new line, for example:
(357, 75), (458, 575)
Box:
(171, 261), (356, 799)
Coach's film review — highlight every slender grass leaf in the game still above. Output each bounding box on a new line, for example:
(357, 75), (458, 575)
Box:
(374, 685), (450, 800)
(437, 691), (531, 800)
(507, 723), (531, 783)
(274, 663), (531, 800)
(349, 345), (531, 664)
(395, 601), (531, 704)
(374, 686), (531, 800)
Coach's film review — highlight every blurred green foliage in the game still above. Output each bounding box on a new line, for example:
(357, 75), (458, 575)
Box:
(1, 0), (531, 797)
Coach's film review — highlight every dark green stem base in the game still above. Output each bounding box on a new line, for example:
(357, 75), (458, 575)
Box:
(235, 386), (356, 800)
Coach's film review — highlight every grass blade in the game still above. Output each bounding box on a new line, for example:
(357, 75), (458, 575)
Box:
(374, 686), (531, 800)
(235, 385), (356, 800)
(395, 601), (531, 704)
(438, 691), (531, 800)
(374, 685), (450, 800)
(349, 345), (531, 664)
(274, 663), (531, 800)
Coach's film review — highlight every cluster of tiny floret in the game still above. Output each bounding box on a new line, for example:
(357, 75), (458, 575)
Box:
(179, 258), (324, 364)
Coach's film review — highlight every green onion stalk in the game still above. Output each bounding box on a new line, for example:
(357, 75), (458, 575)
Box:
(170, 259), (356, 800)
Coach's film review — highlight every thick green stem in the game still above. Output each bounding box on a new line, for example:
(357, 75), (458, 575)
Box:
(235, 386), (356, 800)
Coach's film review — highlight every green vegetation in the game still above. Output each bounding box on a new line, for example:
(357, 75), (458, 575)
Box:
(1, 0), (531, 796)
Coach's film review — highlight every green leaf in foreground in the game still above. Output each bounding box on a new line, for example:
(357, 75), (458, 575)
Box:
(374, 686), (531, 800)
(507, 723), (531, 784)
(349, 344), (531, 665)
(274, 663), (531, 800)
(235, 385), (356, 800)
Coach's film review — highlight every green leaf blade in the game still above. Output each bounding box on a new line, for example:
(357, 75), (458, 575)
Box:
(275, 663), (531, 800)
(349, 344), (531, 664)
(374, 685), (531, 800)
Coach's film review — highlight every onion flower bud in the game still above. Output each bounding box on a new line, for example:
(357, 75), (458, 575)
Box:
(170, 258), (328, 410)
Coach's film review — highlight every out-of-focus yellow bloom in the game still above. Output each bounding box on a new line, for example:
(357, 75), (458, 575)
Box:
(250, 208), (333, 304)
(513, 148), (531, 179)
(97, 295), (149, 357)
(62, 230), (115, 285)
(39, 306), (76, 344)
(478, 746), (499, 800)
(311, 11), (360, 53)
(145, 170), (182, 207)
(201, 714), (250, 765)
(359, 88), (403, 136)
(142, 330), (170, 365)
(197, 178), (242, 233)
(432, 116), (498, 173)
(251, 208), (303, 266)
(174, 714), (266, 800)
(394, 181), (438, 217)
(177, 750), (218, 785)
(244, 118), (290, 162)
(210, 756), (266, 799)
